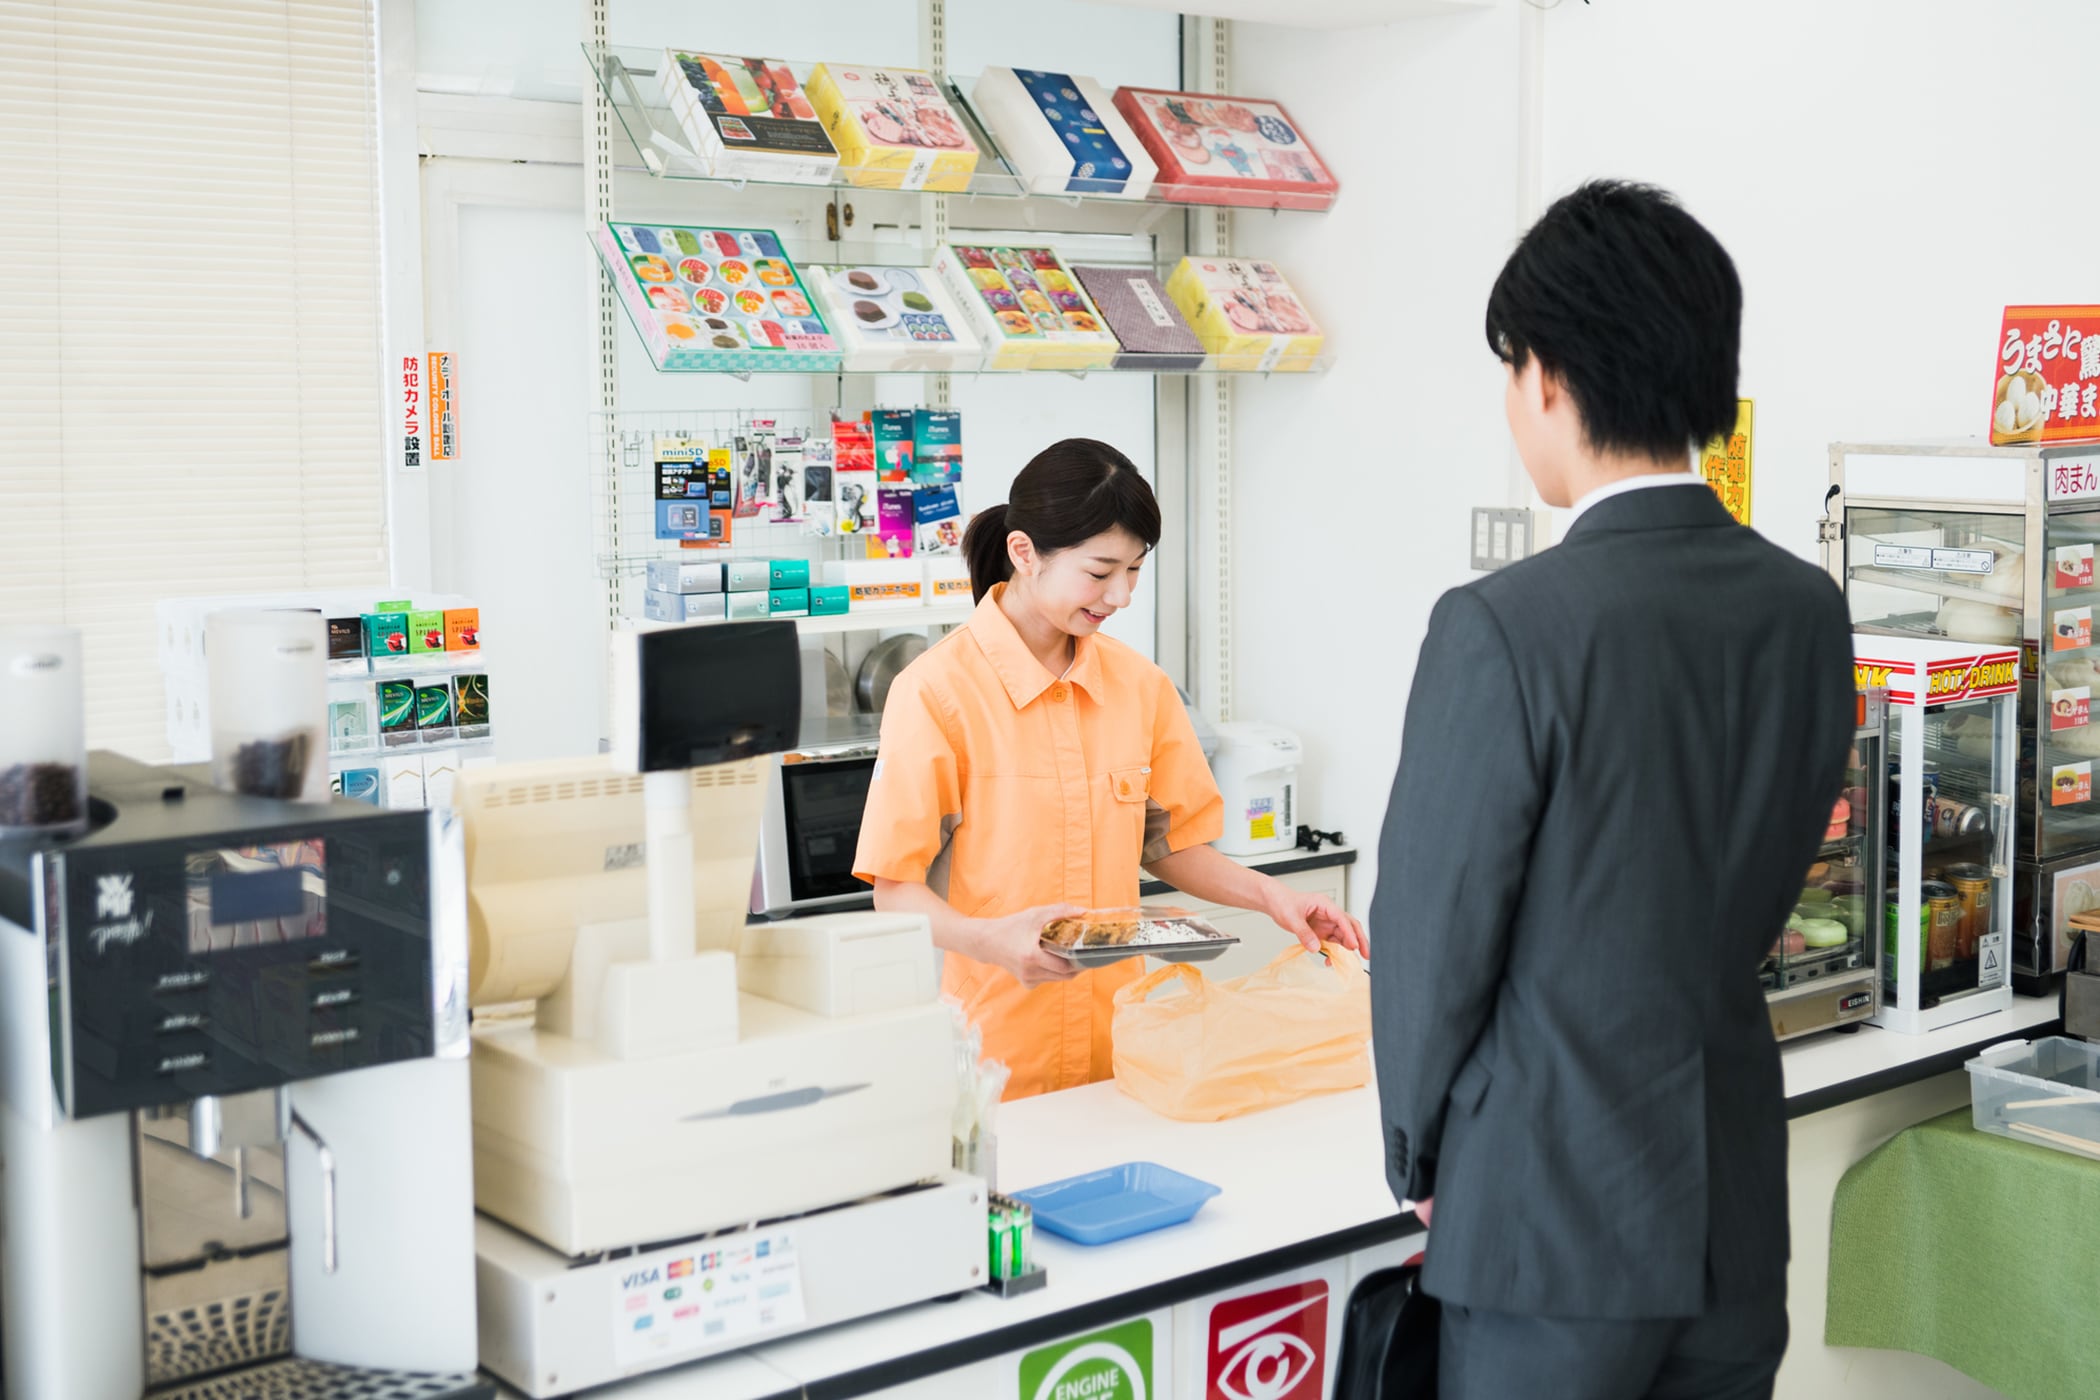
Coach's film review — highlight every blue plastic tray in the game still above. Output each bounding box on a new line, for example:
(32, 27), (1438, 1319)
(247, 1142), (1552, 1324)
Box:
(1010, 1162), (1221, 1246)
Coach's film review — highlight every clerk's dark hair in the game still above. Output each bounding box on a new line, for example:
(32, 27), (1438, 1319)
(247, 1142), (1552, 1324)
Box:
(1485, 180), (1742, 460)
(963, 439), (1160, 603)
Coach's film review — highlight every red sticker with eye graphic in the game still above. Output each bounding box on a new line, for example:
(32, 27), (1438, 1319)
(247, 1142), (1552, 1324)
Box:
(1208, 1281), (1327, 1400)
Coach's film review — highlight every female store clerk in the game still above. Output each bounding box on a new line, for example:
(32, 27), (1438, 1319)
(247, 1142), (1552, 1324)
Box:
(853, 439), (1366, 1100)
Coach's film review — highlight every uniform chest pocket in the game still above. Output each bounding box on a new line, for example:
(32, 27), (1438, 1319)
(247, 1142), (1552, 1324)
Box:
(1111, 766), (1152, 804)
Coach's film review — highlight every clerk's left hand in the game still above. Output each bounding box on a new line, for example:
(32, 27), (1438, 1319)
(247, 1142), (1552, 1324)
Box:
(1267, 885), (1368, 959)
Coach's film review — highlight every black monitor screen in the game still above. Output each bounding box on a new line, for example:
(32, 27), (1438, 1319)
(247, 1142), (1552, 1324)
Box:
(635, 620), (802, 772)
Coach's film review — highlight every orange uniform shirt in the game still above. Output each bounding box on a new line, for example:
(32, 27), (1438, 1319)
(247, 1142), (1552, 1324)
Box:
(853, 586), (1224, 1099)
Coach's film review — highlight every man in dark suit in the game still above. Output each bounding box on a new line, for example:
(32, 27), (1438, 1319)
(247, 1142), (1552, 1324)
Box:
(1370, 181), (1856, 1400)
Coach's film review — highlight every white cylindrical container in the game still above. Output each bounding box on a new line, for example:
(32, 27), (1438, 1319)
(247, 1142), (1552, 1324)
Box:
(0, 625), (89, 837)
(1210, 721), (1303, 858)
(207, 609), (328, 802)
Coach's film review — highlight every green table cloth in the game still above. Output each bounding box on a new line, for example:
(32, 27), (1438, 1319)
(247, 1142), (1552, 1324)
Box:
(1827, 1106), (2100, 1399)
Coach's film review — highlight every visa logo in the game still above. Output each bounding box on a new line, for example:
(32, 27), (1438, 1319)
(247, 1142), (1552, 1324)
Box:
(622, 1267), (662, 1289)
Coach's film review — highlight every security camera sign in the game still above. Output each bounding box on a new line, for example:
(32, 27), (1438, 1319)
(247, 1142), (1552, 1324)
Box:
(1207, 1281), (1328, 1400)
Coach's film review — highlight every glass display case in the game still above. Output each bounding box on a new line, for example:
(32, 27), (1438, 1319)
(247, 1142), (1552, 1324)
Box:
(1767, 689), (1886, 1040)
(1852, 635), (2018, 1033)
(1827, 438), (2100, 991)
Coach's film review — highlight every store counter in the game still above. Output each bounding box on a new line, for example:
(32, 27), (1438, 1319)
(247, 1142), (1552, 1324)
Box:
(504, 992), (2062, 1400)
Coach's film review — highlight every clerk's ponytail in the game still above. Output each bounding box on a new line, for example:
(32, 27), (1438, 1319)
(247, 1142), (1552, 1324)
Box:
(961, 439), (1161, 604)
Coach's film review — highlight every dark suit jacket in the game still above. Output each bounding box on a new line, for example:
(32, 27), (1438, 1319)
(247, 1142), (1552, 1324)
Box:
(1370, 483), (1855, 1319)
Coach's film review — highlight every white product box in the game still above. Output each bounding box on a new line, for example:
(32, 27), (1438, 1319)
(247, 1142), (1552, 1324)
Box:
(924, 556), (972, 606)
(383, 753), (426, 810)
(821, 559), (926, 612)
(644, 558), (726, 594)
(727, 591), (773, 620)
(643, 590), (730, 623)
(970, 67), (1155, 199)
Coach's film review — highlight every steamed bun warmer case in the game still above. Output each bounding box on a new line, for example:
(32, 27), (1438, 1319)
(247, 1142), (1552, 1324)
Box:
(1112, 87), (1338, 210)
(931, 243), (1118, 371)
(1855, 636), (2020, 1034)
(591, 223), (841, 373)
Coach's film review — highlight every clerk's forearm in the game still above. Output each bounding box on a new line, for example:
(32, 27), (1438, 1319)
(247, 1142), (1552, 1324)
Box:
(1143, 844), (1283, 917)
(871, 877), (987, 960)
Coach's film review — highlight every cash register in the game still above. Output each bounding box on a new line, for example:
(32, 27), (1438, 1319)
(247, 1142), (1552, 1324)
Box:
(464, 621), (984, 1396)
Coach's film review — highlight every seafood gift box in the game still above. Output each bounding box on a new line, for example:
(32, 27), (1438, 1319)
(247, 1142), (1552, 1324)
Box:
(806, 62), (980, 192)
(1112, 87), (1337, 210)
(1165, 255), (1324, 371)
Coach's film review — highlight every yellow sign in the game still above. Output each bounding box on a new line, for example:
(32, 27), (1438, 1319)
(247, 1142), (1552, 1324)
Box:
(1699, 399), (1754, 526)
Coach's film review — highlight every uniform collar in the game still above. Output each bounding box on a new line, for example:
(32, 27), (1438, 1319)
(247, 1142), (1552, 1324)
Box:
(969, 584), (1103, 709)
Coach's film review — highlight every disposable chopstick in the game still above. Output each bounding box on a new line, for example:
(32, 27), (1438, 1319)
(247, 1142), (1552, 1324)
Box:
(2007, 1121), (2100, 1154)
(2002, 1095), (2095, 1110)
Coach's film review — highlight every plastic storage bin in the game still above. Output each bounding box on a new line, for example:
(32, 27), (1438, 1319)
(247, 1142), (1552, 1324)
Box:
(1967, 1035), (2100, 1161)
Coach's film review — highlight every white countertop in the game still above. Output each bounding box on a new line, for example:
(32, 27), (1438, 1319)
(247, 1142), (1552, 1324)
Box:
(503, 992), (2064, 1399)
(1778, 993), (2061, 1109)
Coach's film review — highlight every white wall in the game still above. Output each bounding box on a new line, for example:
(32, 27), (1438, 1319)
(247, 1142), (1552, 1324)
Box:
(1228, 4), (1525, 902)
(1539, 0), (2100, 561)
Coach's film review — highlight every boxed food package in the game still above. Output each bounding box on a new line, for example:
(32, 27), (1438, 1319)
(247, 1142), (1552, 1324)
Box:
(1073, 265), (1207, 372)
(590, 223), (841, 373)
(806, 264), (984, 372)
(657, 51), (839, 184)
(925, 555), (972, 604)
(822, 558), (925, 611)
(932, 244), (1118, 371)
(645, 557), (726, 594)
(971, 67), (1155, 199)
(1112, 88), (1337, 210)
(643, 589), (730, 623)
(805, 63), (980, 192)
(1166, 256), (1324, 371)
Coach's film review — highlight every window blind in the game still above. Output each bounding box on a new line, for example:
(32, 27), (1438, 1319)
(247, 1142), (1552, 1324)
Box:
(0, 0), (389, 755)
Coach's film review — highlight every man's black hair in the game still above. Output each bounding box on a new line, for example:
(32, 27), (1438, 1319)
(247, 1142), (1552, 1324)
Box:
(1485, 180), (1742, 461)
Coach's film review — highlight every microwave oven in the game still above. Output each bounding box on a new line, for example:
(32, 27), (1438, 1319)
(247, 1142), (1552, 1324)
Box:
(752, 715), (883, 916)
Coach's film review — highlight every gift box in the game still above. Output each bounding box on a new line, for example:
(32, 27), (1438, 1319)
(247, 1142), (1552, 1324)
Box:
(658, 51), (839, 184)
(971, 67), (1155, 199)
(1166, 256), (1324, 372)
(806, 63), (979, 192)
(932, 244), (1118, 371)
(591, 223), (841, 373)
(806, 264), (983, 372)
(1073, 265), (1207, 372)
(1112, 88), (1337, 210)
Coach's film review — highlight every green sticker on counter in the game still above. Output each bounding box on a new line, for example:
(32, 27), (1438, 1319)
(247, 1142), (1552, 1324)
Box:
(1019, 1318), (1151, 1400)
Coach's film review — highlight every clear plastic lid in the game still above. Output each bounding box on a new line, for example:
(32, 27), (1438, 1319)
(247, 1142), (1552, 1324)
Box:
(0, 625), (87, 835)
(206, 609), (328, 802)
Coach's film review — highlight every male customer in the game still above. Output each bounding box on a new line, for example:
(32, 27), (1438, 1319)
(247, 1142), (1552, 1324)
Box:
(1370, 181), (1855, 1400)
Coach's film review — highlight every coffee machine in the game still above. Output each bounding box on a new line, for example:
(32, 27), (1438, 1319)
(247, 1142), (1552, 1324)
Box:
(0, 751), (487, 1398)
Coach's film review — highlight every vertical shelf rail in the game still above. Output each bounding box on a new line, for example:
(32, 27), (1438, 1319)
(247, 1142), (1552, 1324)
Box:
(1189, 16), (1234, 723)
(587, 0), (623, 631)
(920, 0), (952, 413)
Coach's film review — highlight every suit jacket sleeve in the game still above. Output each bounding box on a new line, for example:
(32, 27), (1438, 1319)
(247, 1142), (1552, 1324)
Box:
(1371, 587), (1543, 1205)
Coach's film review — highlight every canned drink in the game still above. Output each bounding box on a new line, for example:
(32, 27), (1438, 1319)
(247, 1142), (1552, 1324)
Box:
(1922, 880), (1961, 970)
(1948, 866), (1993, 960)
(1933, 797), (1989, 839)
(1885, 899), (1928, 970)
(1890, 760), (1940, 838)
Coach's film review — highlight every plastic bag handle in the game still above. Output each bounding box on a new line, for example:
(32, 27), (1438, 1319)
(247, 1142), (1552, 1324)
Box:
(1267, 939), (1366, 980)
(1117, 961), (1208, 1005)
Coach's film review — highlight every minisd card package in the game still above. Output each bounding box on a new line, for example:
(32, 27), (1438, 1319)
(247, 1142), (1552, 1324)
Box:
(914, 484), (961, 555)
(655, 438), (734, 544)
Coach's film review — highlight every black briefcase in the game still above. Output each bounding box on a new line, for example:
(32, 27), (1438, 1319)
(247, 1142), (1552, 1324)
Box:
(1333, 1262), (1440, 1400)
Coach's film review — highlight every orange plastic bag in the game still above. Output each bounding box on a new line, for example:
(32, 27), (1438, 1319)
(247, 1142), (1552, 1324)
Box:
(1110, 942), (1371, 1121)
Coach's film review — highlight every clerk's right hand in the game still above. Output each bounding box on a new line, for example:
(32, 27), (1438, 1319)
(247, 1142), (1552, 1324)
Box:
(974, 904), (1085, 988)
